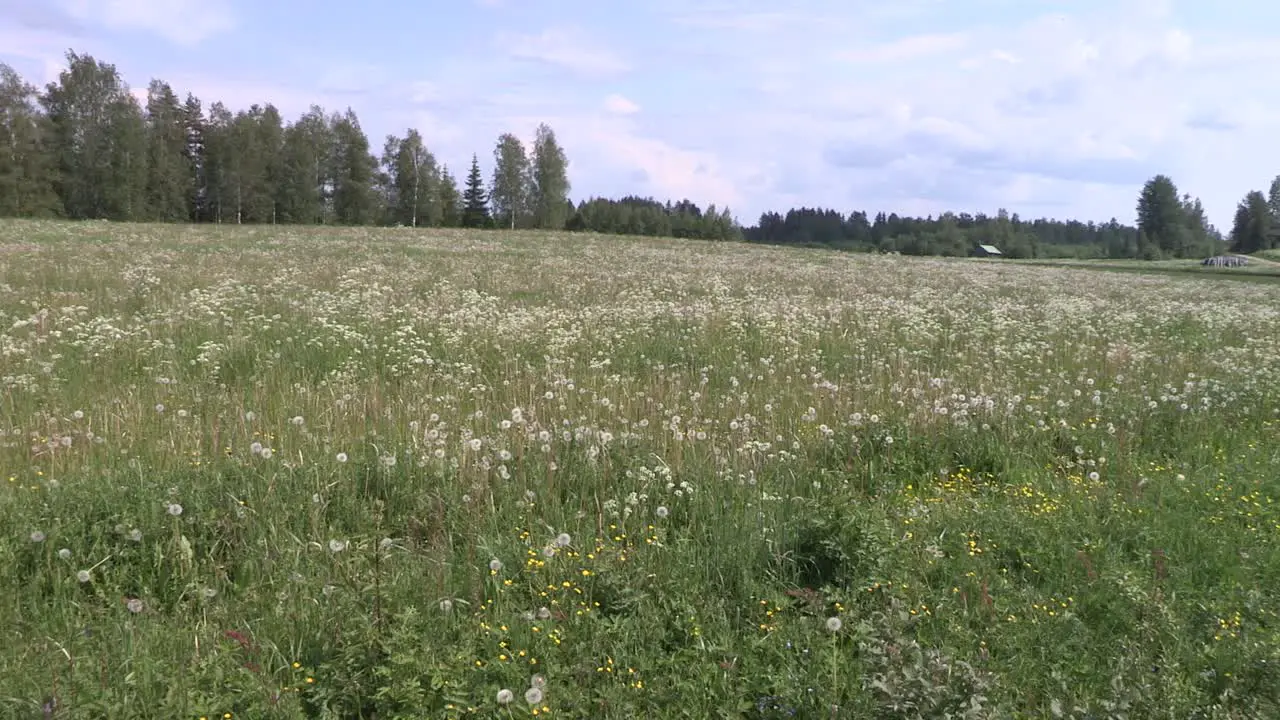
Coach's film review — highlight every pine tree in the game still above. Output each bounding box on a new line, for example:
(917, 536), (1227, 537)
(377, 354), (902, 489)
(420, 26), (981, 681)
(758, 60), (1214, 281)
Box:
(490, 133), (532, 229)
(531, 123), (570, 229)
(1230, 191), (1271, 254)
(1135, 175), (1190, 258)
(181, 93), (208, 221)
(460, 154), (490, 228)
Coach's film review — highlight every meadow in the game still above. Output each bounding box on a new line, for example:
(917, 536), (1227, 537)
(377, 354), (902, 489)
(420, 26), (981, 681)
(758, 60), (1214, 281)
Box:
(2, 219), (1279, 719)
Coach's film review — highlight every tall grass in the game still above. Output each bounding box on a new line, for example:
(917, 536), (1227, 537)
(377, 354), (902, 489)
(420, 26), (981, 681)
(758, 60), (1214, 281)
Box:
(2, 219), (1279, 718)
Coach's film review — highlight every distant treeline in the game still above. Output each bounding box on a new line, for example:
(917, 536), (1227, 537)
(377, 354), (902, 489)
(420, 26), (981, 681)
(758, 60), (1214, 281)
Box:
(746, 208), (1142, 259)
(0, 50), (1258, 261)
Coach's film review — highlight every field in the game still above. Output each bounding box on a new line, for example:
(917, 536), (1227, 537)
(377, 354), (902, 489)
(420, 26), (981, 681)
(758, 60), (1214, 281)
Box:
(2, 219), (1280, 719)
(1015, 256), (1280, 284)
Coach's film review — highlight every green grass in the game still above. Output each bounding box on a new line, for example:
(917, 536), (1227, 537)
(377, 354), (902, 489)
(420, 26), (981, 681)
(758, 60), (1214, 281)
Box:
(3, 218), (1280, 719)
(1012, 256), (1280, 283)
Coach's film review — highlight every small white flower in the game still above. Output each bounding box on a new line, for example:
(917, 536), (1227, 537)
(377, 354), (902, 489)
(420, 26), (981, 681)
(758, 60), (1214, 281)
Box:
(537, 606), (551, 620)
(555, 533), (572, 547)
(468, 438), (482, 452)
(439, 599), (454, 612)
(1088, 471), (1100, 482)
(250, 441), (263, 455)
(154, 404), (165, 413)
(530, 673), (547, 689)
(259, 448), (274, 459)
(335, 452), (348, 463)
(826, 616), (843, 633)
(656, 506), (669, 519)
(291, 416), (304, 426)
(496, 689), (514, 704)
(58, 548), (71, 560)
(72, 410), (84, 420)
(128, 528), (143, 542)
(30, 531), (45, 543)
(489, 558), (503, 572)
(167, 503), (183, 517)
(76, 570), (91, 583)
(328, 539), (348, 553)
(525, 687), (544, 704)
(126, 598), (144, 613)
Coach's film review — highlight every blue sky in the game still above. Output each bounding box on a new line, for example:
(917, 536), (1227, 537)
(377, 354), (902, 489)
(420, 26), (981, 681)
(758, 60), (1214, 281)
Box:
(3, 0), (1280, 231)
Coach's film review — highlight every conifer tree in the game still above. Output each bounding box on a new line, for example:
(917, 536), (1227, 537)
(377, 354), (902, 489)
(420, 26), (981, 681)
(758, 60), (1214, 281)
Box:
(461, 153), (490, 228)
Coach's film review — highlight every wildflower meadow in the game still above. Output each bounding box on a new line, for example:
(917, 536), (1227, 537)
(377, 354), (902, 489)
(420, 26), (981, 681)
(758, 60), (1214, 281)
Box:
(2, 219), (1279, 719)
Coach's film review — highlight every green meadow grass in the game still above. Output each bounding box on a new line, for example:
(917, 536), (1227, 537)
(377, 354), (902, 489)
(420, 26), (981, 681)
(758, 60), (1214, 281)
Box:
(2, 219), (1279, 719)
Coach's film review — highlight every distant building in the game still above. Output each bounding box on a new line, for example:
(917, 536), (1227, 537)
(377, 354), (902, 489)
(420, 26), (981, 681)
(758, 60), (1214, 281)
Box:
(1202, 255), (1249, 267)
(975, 244), (1003, 257)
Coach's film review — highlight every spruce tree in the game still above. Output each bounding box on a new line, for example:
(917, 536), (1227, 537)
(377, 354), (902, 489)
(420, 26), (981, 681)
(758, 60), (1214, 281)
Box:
(461, 154), (490, 228)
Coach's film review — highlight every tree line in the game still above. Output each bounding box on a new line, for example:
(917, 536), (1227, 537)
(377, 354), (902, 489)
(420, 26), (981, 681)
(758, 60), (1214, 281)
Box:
(0, 51), (744, 241)
(748, 175), (1232, 260)
(1, 50), (1274, 260)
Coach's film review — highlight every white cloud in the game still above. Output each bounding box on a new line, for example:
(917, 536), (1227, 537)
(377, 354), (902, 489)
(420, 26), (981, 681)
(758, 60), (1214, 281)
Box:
(501, 110), (746, 211)
(603, 94), (639, 115)
(646, 0), (1280, 228)
(499, 27), (630, 77)
(61, 0), (233, 45)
